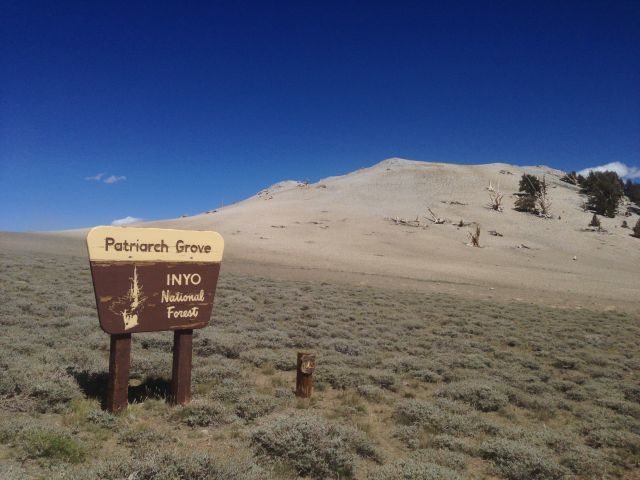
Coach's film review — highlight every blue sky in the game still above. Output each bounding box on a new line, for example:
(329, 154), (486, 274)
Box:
(1, 1), (638, 231)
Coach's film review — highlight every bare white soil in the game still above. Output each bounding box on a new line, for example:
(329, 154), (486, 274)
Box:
(3, 158), (638, 311)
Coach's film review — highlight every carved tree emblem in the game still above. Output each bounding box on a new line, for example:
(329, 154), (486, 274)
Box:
(300, 354), (316, 374)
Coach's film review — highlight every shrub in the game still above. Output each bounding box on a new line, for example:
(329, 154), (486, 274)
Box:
(118, 425), (164, 447)
(172, 401), (230, 427)
(389, 356), (423, 373)
(194, 336), (244, 359)
(0, 464), (27, 480)
(429, 434), (475, 455)
(633, 218), (640, 238)
(410, 448), (468, 472)
(560, 445), (608, 477)
(412, 369), (442, 383)
(368, 459), (462, 480)
(393, 425), (422, 449)
(585, 428), (640, 453)
(563, 386), (588, 401)
(211, 378), (248, 403)
(596, 398), (640, 418)
(251, 413), (380, 478)
(581, 170), (624, 217)
(30, 374), (81, 413)
(333, 340), (361, 356)
(589, 213), (600, 228)
(507, 391), (559, 416)
(85, 408), (119, 431)
(192, 361), (240, 384)
(357, 384), (385, 402)
(623, 384), (640, 403)
(19, 428), (86, 464)
(369, 372), (398, 392)
(394, 399), (481, 436)
(94, 449), (265, 480)
(315, 365), (369, 390)
(235, 394), (277, 421)
(64, 399), (119, 433)
(437, 380), (508, 412)
(0, 419), (25, 444)
(552, 356), (582, 370)
(480, 438), (567, 480)
(452, 353), (491, 370)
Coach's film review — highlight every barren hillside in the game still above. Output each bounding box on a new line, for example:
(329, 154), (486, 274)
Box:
(2, 158), (638, 310)
(142, 158), (639, 310)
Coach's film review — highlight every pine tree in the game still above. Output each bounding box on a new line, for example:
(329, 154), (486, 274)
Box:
(515, 174), (550, 216)
(519, 174), (542, 196)
(625, 179), (640, 206)
(581, 171), (624, 217)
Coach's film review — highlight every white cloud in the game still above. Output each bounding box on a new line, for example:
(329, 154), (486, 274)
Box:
(85, 173), (127, 184)
(85, 173), (104, 181)
(112, 216), (143, 225)
(578, 162), (640, 179)
(103, 175), (127, 184)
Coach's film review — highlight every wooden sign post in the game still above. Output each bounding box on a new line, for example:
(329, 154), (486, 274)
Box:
(87, 226), (224, 412)
(296, 352), (316, 398)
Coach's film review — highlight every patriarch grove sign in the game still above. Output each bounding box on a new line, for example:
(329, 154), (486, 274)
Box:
(87, 226), (225, 411)
(87, 226), (224, 334)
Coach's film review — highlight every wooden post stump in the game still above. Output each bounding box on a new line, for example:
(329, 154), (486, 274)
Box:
(296, 352), (316, 398)
(171, 329), (193, 405)
(106, 333), (131, 413)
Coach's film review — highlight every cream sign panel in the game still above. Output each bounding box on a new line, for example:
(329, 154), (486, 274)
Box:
(87, 226), (224, 262)
(87, 226), (224, 334)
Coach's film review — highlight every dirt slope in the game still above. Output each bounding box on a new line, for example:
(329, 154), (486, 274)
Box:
(3, 158), (638, 310)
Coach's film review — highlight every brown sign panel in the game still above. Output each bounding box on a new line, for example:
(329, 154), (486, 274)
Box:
(87, 227), (224, 334)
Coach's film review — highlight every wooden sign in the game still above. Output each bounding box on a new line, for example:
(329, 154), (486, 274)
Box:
(296, 352), (316, 398)
(86, 226), (224, 412)
(87, 227), (224, 334)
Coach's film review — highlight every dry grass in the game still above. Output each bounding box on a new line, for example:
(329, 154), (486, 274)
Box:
(0, 250), (638, 479)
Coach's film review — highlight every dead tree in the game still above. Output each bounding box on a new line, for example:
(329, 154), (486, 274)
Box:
(468, 224), (481, 247)
(535, 175), (552, 217)
(389, 216), (422, 228)
(488, 190), (504, 212)
(425, 208), (445, 224)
